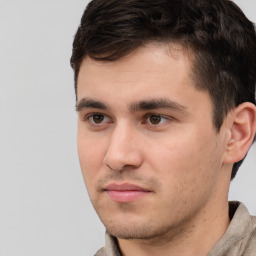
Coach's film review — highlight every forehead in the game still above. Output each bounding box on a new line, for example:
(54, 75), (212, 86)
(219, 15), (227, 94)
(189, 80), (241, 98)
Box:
(77, 43), (194, 92)
(76, 43), (213, 117)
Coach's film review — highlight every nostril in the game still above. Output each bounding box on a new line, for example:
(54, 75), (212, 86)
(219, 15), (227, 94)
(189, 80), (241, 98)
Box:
(105, 163), (137, 172)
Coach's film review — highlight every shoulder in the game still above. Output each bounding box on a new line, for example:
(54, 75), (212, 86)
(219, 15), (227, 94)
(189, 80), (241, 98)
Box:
(208, 202), (256, 256)
(94, 247), (106, 256)
(93, 231), (120, 256)
(242, 215), (256, 255)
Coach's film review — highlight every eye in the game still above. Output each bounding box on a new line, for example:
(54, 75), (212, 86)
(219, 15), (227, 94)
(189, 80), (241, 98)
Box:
(87, 113), (111, 125)
(145, 114), (169, 125)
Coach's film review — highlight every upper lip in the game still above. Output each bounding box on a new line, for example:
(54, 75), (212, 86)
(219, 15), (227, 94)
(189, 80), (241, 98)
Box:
(104, 183), (151, 192)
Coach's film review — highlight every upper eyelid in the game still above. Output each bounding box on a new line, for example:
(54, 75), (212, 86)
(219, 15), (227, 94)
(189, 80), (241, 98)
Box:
(84, 113), (113, 125)
(82, 111), (109, 120)
(81, 112), (173, 123)
(144, 113), (173, 120)
(84, 112), (101, 119)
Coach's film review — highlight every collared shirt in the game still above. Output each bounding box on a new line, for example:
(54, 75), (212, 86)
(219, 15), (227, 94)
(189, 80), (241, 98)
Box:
(94, 202), (256, 256)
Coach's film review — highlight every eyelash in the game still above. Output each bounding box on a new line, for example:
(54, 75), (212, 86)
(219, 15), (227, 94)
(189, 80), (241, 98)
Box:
(143, 114), (170, 125)
(83, 113), (172, 128)
(84, 113), (111, 126)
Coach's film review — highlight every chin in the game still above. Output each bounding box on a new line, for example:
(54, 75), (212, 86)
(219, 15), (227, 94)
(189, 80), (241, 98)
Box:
(104, 221), (175, 241)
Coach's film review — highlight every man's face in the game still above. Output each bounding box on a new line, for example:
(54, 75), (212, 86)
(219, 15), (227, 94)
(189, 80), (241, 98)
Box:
(76, 44), (228, 240)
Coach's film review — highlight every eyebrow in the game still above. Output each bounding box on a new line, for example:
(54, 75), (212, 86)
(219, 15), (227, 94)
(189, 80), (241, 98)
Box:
(129, 98), (187, 113)
(76, 98), (108, 111)
(76, 97), (187, 113)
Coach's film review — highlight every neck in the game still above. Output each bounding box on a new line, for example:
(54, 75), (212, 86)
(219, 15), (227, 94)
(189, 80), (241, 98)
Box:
(118, 198), (230, 256)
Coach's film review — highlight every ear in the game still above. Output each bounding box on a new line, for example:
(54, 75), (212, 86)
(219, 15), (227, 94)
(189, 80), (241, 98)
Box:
(223, 102), (256, 164)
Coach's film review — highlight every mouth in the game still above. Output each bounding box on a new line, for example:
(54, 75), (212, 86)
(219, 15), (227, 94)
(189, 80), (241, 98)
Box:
(103, 183), (152, 203)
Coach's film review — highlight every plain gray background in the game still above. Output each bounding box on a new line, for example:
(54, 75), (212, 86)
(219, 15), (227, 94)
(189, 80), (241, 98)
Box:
(0, 0), (255, 255)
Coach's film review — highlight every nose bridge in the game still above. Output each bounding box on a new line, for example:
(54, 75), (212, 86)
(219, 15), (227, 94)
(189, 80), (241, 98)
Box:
(103, 120), (142, 170)
(113, 120), (131, 145)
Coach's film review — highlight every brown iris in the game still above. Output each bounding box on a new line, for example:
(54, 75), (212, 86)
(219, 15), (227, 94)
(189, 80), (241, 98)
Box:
(149, 115), (161, 125)
(92, 114), (104, 124)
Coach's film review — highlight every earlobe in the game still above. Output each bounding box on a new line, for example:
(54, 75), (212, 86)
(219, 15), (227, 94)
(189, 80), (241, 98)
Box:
(223, 102), (256, 164)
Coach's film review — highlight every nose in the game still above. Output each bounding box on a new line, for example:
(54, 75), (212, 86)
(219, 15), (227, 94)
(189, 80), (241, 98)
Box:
(103, 122), (143, 171)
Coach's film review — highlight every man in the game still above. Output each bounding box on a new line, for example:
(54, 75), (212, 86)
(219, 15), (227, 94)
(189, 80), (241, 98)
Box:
(70, 0), (256, 255)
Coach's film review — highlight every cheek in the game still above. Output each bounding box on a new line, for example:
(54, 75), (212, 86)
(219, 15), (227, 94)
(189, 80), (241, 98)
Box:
(147, 128), (221, 192)
(77, 131), (107, 188)
(147, 136), (221, 220)
(163, 127), (219, 168)
(147, 131), (205, 172)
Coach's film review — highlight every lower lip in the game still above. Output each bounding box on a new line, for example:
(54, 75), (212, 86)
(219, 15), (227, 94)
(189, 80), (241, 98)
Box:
(106, 190), (150, 203)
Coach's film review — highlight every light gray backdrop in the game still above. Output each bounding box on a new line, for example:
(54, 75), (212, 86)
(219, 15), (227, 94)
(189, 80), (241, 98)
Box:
(0, 0), (255, 255)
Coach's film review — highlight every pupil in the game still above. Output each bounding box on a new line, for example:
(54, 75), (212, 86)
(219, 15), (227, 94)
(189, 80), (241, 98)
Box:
(93, 114), (104, 123)
(150, 115), (161, 124)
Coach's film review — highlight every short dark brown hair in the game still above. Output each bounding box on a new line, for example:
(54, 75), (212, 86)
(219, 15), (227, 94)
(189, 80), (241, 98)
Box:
(71, 0), (256, 179)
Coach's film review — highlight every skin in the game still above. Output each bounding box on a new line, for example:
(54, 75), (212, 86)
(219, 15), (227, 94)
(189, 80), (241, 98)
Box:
(76, 44), (256, 256)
